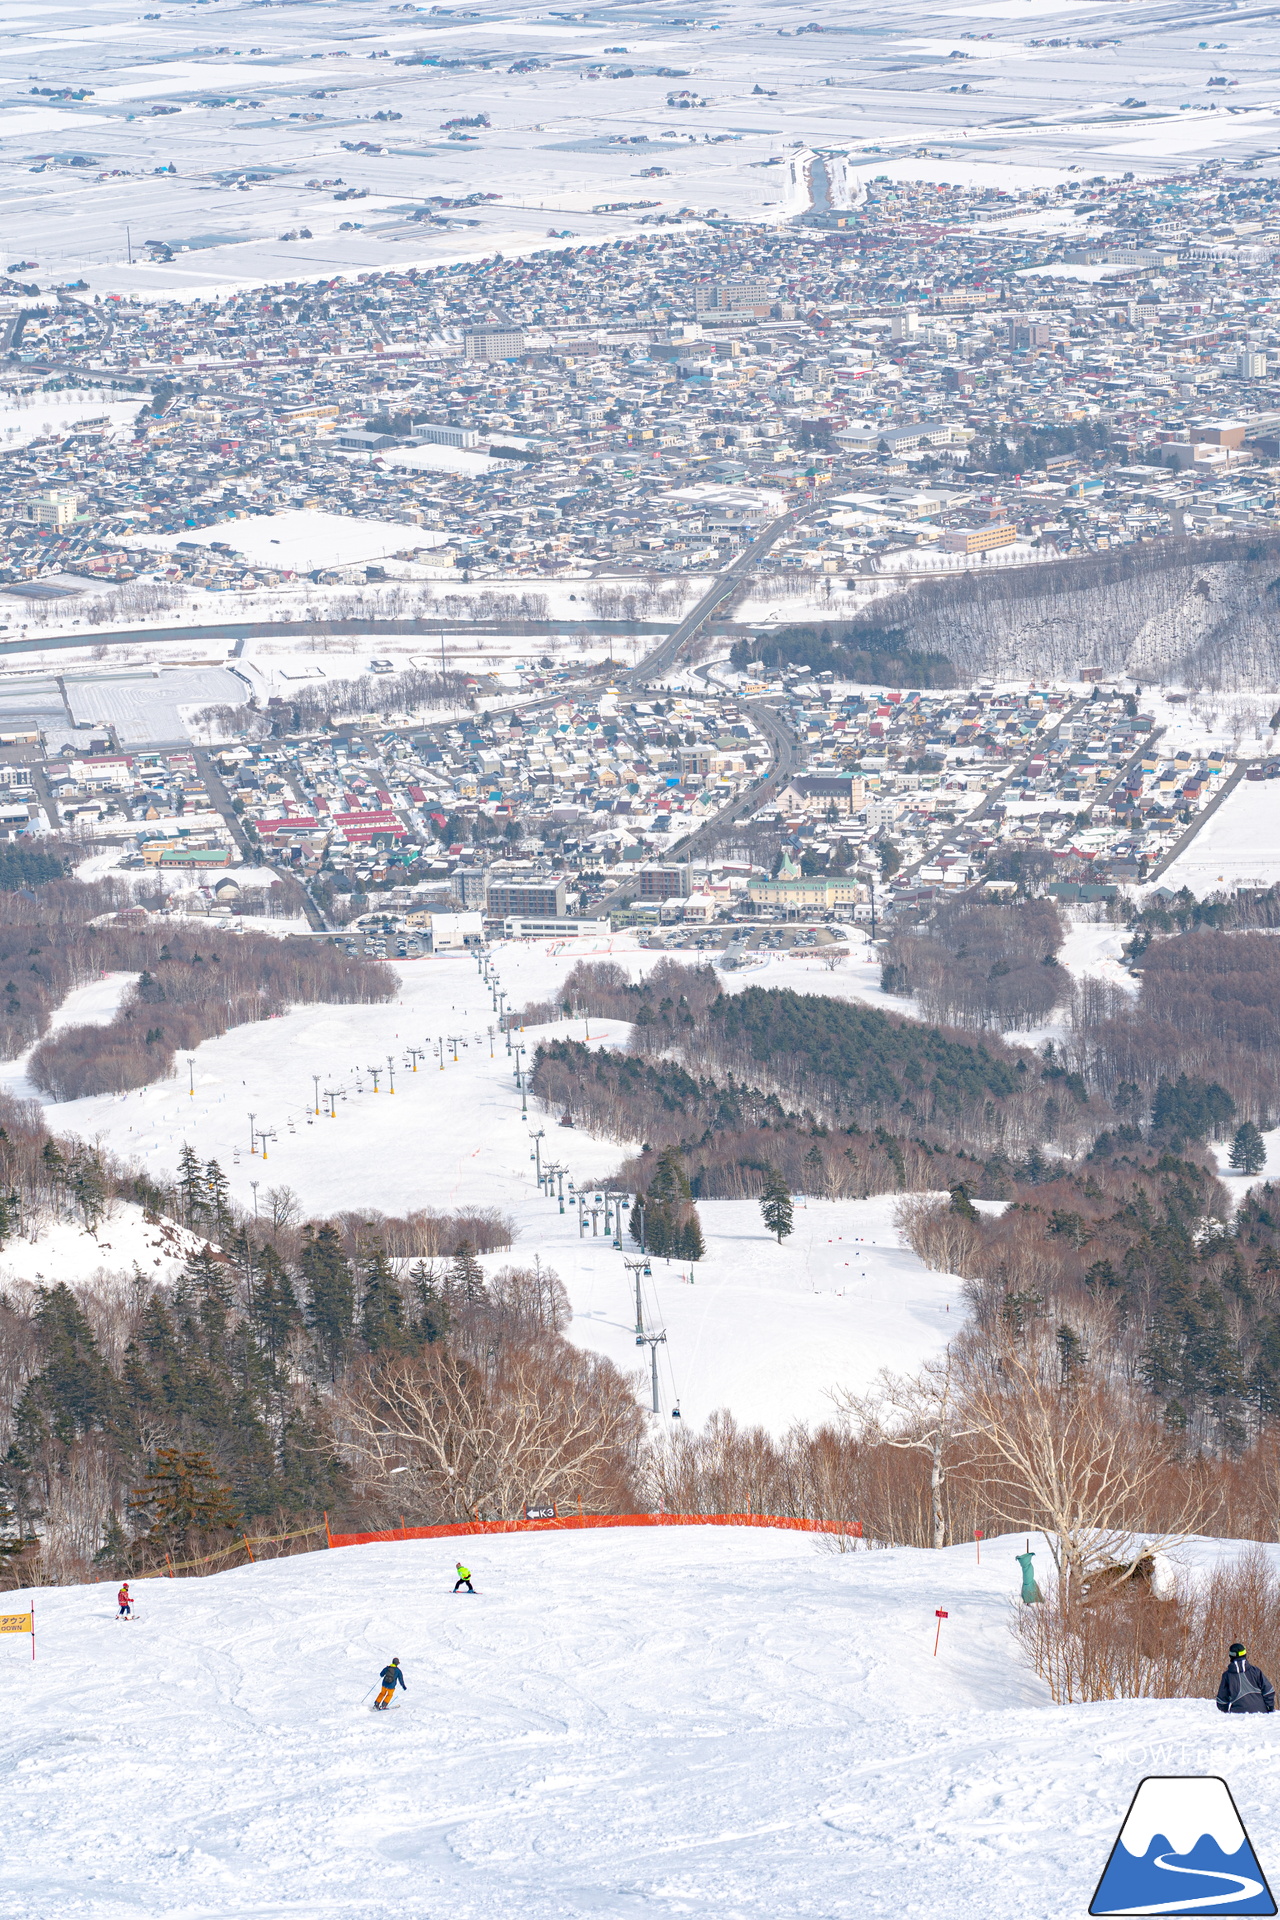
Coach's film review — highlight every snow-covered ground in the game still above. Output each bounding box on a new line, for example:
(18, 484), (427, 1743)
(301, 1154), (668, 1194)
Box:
(7, 945), (963, 1429)
(3, 0), (1277, 301)
(1153, 778), (1280, 898)
(131, 508), (450, 574)
(0, 1200), (205, 1294)
(2, 1525), (1275, 1919)
(0, 392), (140, 451)
(1056, 916), (1134, 998)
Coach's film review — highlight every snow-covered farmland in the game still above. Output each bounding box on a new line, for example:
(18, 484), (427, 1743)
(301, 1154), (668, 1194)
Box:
(3, 0), (1279, 301)
(130, 508), (450, 575)
(0, 1525), (1275, 1919)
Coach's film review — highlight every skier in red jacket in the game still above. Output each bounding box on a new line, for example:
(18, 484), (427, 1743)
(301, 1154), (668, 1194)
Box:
(117, 1583), (133, 1619)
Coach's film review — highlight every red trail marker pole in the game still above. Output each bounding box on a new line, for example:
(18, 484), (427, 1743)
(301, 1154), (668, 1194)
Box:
(974, 1529), (983, 1565)
(934, 1608), (948, 1657)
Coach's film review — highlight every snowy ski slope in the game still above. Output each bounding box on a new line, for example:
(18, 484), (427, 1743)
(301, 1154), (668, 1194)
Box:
(1, 943), (962, 1430)
(2, 1526), (1276, 1919)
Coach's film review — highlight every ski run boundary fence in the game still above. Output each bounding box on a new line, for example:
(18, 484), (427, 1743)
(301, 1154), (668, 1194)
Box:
(102, 1512), (857, 1583)
(324, 1513), (858, 1548)
(128, 1522), (328, 1580)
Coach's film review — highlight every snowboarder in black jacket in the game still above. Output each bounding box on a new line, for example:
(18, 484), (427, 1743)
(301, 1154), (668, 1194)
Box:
(1217, 1643), (1275, 1713)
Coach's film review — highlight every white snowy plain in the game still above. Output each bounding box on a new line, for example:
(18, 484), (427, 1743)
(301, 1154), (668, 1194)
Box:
(6, 0), (1276, 299)
(4, 1526), (1280, 1920)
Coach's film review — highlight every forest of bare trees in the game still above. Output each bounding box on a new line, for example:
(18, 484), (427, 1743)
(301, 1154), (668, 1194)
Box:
(837, 530), (1280, 687)
(27, 928), (393, 1102)
(1069, 928), (1280, 1128)
(882, 899), (1071, 1032)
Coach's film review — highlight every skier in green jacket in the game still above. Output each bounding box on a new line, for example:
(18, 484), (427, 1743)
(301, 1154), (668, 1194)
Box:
(453, 1562), (475, 1593)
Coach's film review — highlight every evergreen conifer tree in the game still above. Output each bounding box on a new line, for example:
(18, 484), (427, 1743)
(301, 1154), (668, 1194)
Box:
(93, 1512), (131, 1576)
(129, 1448), (239, 1559)
(448, 1241), (486, 1307)
(10, 1285), (122, 1485)
(302, 1225), (355, 1381)
(760, 1166), (794, 1244)
(635, 1148), (705, 1261)
(409, 1260), (451, 1344)
(178, 1246), (233, 1367)
(949, 1182), (978, 1220)
(203, 1158), (232, 1236)
(1230, 1121), (1267, 1178)
(250, 1244), (302, 1385)
(679, 1211), (705, 1261)
(177, 1143), (205, 1225)
(360, 1247), (406, 1352)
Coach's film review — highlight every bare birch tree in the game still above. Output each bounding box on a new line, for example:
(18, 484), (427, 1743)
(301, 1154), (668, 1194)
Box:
(958, 1336), (1205, 1596)
(833, 1350), (977, 1550)
(333, 1340), (645, 1521)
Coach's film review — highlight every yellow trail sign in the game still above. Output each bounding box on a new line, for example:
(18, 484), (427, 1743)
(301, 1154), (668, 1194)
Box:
(0, 1613), (32, 1634)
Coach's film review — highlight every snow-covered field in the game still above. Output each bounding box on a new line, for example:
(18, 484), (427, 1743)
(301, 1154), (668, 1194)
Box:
(0, 393), (140, 451)
(2, 1525), (1276, 1919)
(3, 0), (1276, 299)
(131, 508), (450, 574)
(3, 944), (962, 1429)
(1154, 778), (1280, 899)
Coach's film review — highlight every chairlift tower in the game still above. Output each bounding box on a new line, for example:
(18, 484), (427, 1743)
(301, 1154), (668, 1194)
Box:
(624, 1256), (652, 1340)
(639, 1331), (667, 1415)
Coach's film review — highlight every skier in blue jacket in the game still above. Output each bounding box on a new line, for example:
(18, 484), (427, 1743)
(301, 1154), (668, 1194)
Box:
(374, 1658), (406, 1710)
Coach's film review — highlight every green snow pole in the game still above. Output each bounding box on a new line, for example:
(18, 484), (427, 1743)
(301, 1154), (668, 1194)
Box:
(1016, 1545), (1043, 1605)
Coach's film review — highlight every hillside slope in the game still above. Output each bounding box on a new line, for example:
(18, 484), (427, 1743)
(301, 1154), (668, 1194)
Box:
(847, 534), (1280, 687)
(1, 1528), (1273, 1919)
(1, 951), (960, 1430)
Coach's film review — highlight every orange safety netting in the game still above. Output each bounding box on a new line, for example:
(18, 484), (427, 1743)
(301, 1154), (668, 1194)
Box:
(324, 1512), (857, 1548)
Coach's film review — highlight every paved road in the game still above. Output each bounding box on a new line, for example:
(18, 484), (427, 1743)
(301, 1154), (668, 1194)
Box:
(0, 616), (673, 663)
(594, 694), (800, 908)
(192, 746), (328, 930)
(629, 502), (815, 685)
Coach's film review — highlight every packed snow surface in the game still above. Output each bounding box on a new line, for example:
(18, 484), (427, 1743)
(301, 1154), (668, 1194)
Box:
(133, 509), (448, 573)
(3, 1528), (1278, 1919)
